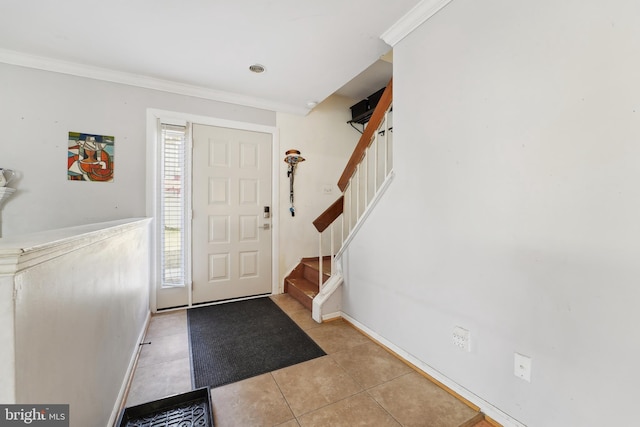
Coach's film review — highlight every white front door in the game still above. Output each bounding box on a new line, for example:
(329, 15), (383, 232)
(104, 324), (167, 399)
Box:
(191, 124), (273, 304)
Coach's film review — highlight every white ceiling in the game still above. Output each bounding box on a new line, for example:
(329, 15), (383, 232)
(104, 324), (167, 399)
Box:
(0, 0), (419, 114)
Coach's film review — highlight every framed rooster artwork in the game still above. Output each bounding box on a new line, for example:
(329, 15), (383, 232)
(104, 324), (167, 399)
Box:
(68, 132), (114, 182)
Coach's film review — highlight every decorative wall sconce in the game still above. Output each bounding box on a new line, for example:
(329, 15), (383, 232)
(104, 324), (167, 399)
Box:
(284, 149), (305, 216)
(0, 168), (15, 188)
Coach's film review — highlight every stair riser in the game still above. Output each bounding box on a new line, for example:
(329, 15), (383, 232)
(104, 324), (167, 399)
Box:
(304, 267), (331, 286)
(285, 280), (313, 310)
(284, 257), (330, 311)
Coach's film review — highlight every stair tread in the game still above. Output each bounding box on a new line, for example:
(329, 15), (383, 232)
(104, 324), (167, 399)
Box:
(286, 277), (318, 297)
(300, 258), (332, 275)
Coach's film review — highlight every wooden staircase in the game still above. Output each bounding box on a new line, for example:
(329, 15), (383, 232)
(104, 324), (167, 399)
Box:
(290, 78), (392, 321)
(284, 256), (332, 310)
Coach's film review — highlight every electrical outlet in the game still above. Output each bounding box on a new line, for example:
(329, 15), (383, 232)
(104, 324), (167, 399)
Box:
(514, 352), (532, 382)
(452, 326), (470, 352)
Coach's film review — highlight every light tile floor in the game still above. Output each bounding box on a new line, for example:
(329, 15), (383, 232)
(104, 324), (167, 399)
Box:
(125, 294), (485, 427)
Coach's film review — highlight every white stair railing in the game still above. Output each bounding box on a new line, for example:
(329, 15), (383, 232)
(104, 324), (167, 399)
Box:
(316, 101), (393, 291)
(344, 108), (393, 237)
(312, 79), (393, 322)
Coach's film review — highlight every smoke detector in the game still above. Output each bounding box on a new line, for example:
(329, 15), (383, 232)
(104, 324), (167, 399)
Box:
(249, 64), (266, 73)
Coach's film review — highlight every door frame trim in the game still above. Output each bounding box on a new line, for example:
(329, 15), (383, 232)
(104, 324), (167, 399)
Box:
(146, 108), (280, 313)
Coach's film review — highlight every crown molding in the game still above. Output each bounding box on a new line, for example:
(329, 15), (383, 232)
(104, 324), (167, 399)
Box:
(0, 48), (309, 115)
(381, 0), (454, 47)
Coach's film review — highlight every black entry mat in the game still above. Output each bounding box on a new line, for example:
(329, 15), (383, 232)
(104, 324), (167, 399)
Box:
(188, 297), (326, 389)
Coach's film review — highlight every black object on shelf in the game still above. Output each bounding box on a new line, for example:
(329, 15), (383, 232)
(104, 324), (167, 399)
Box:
(348, 86), (387, 126)
(367, 87), (385, 111)
(349, 99), (369, 122)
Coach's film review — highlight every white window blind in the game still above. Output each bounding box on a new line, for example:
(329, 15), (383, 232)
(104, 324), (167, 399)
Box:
(160, 124), (188, 287)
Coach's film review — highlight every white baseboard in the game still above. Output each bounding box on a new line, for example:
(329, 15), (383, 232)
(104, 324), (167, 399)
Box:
(108, 310), (152, 426)
(341, 312), (527, 427)
(321, 312), (342, 322)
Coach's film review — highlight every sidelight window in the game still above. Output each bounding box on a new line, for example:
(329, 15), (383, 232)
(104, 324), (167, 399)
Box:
(160, 123), (190, 287)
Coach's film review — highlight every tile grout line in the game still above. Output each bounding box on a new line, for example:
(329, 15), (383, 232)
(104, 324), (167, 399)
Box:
(362, 387), (405, 427)
(268, 371), (298, 426)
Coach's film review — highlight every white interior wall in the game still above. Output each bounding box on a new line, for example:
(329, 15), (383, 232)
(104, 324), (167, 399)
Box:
(0, 219), (150, 426)
(0, 275), (15, 403)
(0, 63), (275, 237)
(342, 1), (640, 426)
(276, 95), (359, 284)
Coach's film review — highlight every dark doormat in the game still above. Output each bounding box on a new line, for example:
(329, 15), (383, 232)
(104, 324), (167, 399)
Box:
(188, 297), (326, 389)
(117, 388), (213, 427)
